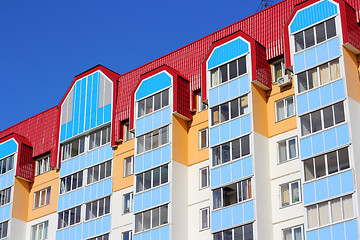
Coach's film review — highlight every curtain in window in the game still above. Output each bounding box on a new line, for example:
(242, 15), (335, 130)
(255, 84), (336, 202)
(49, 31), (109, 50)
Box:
(288, 139), (297, 159)
(319, 64), (330, 85)
(276, 101), (285, 121)
(283, 229), (292, 240)
(309, 69), (319, 89)
(291, 182), (299, 203)
(343, 195), (354, 219)
(201, 209), (208, 228)
(319, 202), (330, 226)
(294, 227), (302, 240)
(286, 97), (294, 117)
(281, 184), (290, 206)
(307, 205), (318, 228)
(278, 141), (287, 163)
(330, 59), (340, 80)
(331, 198), (342, 222)
(211, 69), (219, 87)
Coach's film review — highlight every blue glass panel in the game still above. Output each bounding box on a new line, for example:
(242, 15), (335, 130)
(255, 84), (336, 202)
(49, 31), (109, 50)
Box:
(308, 89), (321, 111)
(211, 211), (222, 232)
(60, 124), (66, 142)
(312, 133), (324, 155)
(136, 118), (144, 136)
(104, 104), (111, 123)
(144, 116), (152, 133)
(143, 152), (152, 171)
(327, 174), (341, 198)
(306, 230), (318, 240)
(300, 137), (312, 159)
(135, 72), (172, 100)
(336, 124), (349, 146)
(242, 156), (252, 177)
(75, 225), (82, 240)
(243, 200), (254, 222)
(69, 224), (76, 240)
(230, 118), (241, 139)
(332, 222), (345, 240)
(218, 84), (229, 103)
(320, 84), (333, 107)
(345, 220), (359, 240)
(63, 193), (70, 210)
(134, 193), (142, 213)
(151, 228), (160, 240)
(328, 37), (340, 59)
(297, 94), (309, 115)
(66, 121), (73, 139)
(209, 88), (219, 107)
(211, 168), (221, 188)
(315, 178), (328, 202)
(143, 191), (151, 210)
(135, 155), (144, 174)
(86, 150), (94, 167)
(324, 128), (337, 151)
(232, 203), (244, 225)
(104, 178), (112, 196)
(305, 48), (317, 69)
(332, 79), (345, 101)
(231, 160), (242, 181)
(319, 226), (331, 239)
(152, 111), (161, 130)
(133, 234), (141, 240)
(210, 127), (220, 147)
(152, 148), (161, 167)
(88, 219), (95, 238)
(316, 42), (329, 63)
(152, 187), (161, 206)
(96, 107), (104, 126)
(85, 186), (91, 202)
(303, 182), (316, 205)
(294, 52), (305, 73)
(161, 107), (171, 126)
(161, 145), (171, 164)
(75, 188), (84, 205)
(161, 184), (170, 203)
(221, 164), (231, 185)
(142, 231), (150, 240)
(229, 78), (239, 99)
(341, 170), (354, 194)
(82, 221), (89, 239)
(160, 225), (169, 240)
(219, 123), (230, 143)
(222, 207), (232, 229)
(56, 230), (64, 240)
(239, 75), (249, 95)
(207, 38), (249, 69)
(240, 115), (251, 135)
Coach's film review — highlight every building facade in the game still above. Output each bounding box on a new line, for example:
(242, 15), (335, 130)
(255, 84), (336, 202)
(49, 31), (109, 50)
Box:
(1, 0), (360, 239)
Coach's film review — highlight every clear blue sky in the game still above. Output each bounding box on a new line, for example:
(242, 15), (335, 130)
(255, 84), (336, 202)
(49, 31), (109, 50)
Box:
(0, 0), (281, 131)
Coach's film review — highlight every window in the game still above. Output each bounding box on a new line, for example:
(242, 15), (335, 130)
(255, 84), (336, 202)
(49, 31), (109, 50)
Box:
(123, 192), (134, 214)
(197, 92), (208, 112)
(200, 207), (210, 230)
(280, 180), (301, 207)
(85, 196), (111, 221)
(58, 206), (81, 229)
(89, 126), (111, 150)
(0, 221), (8, 239)
(35, 155), (52, 176)
(273, 60), (285, 82)
(34, 187), (51, 209)
(297, 59), (340, 93)
(137, 89), (170, 118)
(87, 160), (112, 185)
(211, 95), (249, 126)
(210, 56), (247, 88)
(213, 223), (253, 240)
(212, 135), (250, 167)
(122, 231), (133, 240)
(0, 187), (11, 207)
(137, 126), (169, 154)
(62, 136), (86, 161)
(124, 156), (134, 177)
(199, 129), (209, 150)
(213, 178), (252, 210)
(278, 137), (298, 163)
(307, 195), (354, 229)
(282, 225), (303, 240)
(60, 171), (83, 194)
(0, 154), (14, 175)
(275, 96), (295, 121)
(300, 102), (345, 136)
(304, 147), (350, 181)
(200, 167), (209, 189)
(135, 205), (168, 233)
(294, 18), (337, 53)
(136, 165), (168, 193)
(87, 233), (109, 240)
(124, 121), (134, 141)
(31, 221), (48, 240)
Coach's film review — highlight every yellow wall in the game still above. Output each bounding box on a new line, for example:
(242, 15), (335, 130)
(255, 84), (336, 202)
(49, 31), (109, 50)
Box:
(343, 47), (360, 103)
(172, 115), (188, 166)
(113, 138), (135, 192)
(12, 178), (30, 221)
(27, 169), (59, 221)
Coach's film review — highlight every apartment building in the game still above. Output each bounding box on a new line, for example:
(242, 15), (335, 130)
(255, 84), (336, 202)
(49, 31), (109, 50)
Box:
(1, 0), (360, 239)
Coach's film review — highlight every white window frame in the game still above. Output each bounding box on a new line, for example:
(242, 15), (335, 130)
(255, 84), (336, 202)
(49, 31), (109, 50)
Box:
(33, 187), (51, 209)
(272, 59), (285, 83)
(122, 230), (133, 240)
(199, 207), (210, 231)
(275, 95), (295, 122)
(136, 125), (170, 155)
(0, 221), (9, 239)
(277, 137), (298, 164)
(136, 164), (169, 193)
(87, 233), (109, 240)
(60, 171), (83, 194)
(0, 187), (11, 207)
(199, 166), (209, 189)
(87, 160), (112, 185)
(282, 225), (304, 240)
(124, 121), (134, 141)
(136, 88), (170, 119)
(134, 204), (168, 233)
(123, 192), (134, 214)
(57, 205), (81, 229)
(280, 180), (301, 208)
(31, 221), (49, 240)
(124, 156), (134, 177)
(199, 128), (209, 150)
(0, 154), (15, 176)
(35, 155), (52, 176)
(85, 196), (111, 221)
(197, 92), (208, 112)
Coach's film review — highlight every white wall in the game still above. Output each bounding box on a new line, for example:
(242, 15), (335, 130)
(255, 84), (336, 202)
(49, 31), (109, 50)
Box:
(22, 213), (57, 240)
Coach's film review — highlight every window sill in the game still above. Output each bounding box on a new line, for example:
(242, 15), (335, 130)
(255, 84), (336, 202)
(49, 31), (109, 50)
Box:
(57, 221), (82, 232)
(300, 121), (347, 140)
(303, 167), (352, 185)
(33, 203), (50, 210)
(210, 112), (250, 130)
(136, 105), (171, 121)
(297, 76), (342, 96)
(277, 156), (299, 165)
(0, 169), (14, 177)
(212, 153), (251, 170)
(86, 175), (112, 187)
(275, 114), (296, 123)
(134, 223), (169, 236)
(293, 33), (338, 55)
(136, 142), (171, 157)
(212, 198), (253, 213)
(84, 212), (111, 223)
(307, 216), (356, 232)
(208, 72), (249, 90)
(280, 201), (302, 209)
(304, 191), (355, 208)
(135, 182), (169, 195)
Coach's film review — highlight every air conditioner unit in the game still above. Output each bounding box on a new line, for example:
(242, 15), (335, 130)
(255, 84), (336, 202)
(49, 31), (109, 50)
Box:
(277, 75), (291, 87)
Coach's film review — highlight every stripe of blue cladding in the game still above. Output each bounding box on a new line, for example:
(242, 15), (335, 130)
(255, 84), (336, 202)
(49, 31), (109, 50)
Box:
(133, 72), (172, 240)
(207, 37), (255, 235)
(0, 139), (17, 228)
(292, 1), (359, 238)
(60, 71), (112, 142)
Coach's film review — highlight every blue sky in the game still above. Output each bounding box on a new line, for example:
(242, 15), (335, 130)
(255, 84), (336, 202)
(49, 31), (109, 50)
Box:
(0, 0), (281, 131)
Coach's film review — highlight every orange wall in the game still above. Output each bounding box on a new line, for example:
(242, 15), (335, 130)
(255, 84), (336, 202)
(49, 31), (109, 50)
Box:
(343, 46), (360, 103)
(12, 178), (30, 221)
(113, 139), (135, 192)
(172, 115), (188, 166)
(27, 169), (59, 221)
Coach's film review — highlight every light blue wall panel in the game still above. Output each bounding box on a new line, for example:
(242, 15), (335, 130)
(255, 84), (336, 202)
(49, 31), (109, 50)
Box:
(230, 119), (241, 139)
(336, 124), (349, 146)
(328, 37), (341, 59)
(241, 115), (251, 135)
(208, 75), (250, 108)
(315, 178), (328, 201)
(222, 208), (232, 229)
(208, 38), (249, 69)
(136, 72), (172, 100)
(56, 224), (82, 240)
(316, 41), (329, 63)
(320, 84), (333, 106)
(341, 170), (354, 194)
(82, 215), (111, 239)
(306, 230), (318, 240)
(300, 137), (312, 159)
(211, 209), (222, 232)
(211, 168), (221, 188)
(210, 127), (220, 147)
(134, 225), (169, 240)
(308, 89), (320, 110)
(332, 79), (345, 101)
(85, 144), (112, 168)
(60, 154), (86, 177)
(219, 123), (230, 143)
(232, 203), (244, 226)
(0, 171), (14, 190)
(0, 139), (17, 160)
(294, 52), (305, 73)
(305, 48), (317, 68)
(311, 132), (324, 155)
(297, 94), (309, 115)
(324, 128), (337, 151)
(57, 188), (84, 212)
(345, 220), (359, 240)
(328, 174), (341, 197)
(332, 222), (345, 240)
(319, 227), (331, 239)
(134, 145), (171, 174)
(290, 0), (338, 33)
(303, 182), (315, 205)
(134, 184), (170, 213)
(220, 164), (231, 185)
(84, 178), (112, 202)
(242, 156), (253, 177)
(0, 204), (11, 222)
